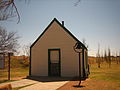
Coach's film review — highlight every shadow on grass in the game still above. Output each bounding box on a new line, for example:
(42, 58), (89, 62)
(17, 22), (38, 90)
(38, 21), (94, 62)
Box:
(73, 85), (85, 88)
(0, 80), (16, 84)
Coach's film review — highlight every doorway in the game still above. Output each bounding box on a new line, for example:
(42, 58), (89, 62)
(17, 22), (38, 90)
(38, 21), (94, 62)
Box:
(48, 49), (61, 76)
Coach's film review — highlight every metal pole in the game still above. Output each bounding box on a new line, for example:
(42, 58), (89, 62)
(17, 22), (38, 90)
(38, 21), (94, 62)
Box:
(78, 52), (81, 86)
(8, 53), (10, 80)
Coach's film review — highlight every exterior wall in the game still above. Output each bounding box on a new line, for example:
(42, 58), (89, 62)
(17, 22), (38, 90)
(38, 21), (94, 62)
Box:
(83, 49), (89, 77)
(31, 21), (83, 77)
(85, 50), (89, 77)
(80, 52), (83, 77)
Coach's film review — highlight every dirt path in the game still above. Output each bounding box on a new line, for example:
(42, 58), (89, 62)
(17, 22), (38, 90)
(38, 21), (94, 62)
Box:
(57, 79), (120, 90)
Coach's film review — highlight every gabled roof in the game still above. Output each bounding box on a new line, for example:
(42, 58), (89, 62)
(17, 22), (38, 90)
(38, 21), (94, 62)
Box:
(30, 18), (87, 49)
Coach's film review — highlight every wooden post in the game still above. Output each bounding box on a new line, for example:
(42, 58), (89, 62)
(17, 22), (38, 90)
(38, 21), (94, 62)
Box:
(8, 53), (11, 80)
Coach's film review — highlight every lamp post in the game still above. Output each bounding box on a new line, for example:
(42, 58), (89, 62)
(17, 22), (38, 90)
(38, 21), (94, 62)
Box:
(73, 42), (83, 86)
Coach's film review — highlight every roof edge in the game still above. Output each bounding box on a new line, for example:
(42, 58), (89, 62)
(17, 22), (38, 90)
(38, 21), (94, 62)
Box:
(30, 18), (87, 50)
(30, 18), (57, 48)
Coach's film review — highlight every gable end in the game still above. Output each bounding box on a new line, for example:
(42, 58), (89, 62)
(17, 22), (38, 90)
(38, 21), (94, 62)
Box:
(30, 18), (87, 50)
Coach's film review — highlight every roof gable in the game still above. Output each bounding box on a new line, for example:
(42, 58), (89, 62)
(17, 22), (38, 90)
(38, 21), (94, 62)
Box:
(31, 18), (86, 49)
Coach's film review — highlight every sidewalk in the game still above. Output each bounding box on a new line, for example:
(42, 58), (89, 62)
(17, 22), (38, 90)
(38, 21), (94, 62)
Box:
(20, 81), (68, 90)
(0, 77), (70, 90)
(0, 79), (38, 88)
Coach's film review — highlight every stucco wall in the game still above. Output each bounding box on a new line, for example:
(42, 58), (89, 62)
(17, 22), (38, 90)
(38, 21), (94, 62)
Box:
(31, 21), (83, 77)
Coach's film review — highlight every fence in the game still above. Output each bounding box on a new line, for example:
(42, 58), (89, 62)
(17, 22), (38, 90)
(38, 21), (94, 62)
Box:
(0, 56), (29, 83)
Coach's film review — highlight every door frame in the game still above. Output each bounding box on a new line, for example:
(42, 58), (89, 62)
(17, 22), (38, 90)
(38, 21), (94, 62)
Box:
(48, 49), (61, 77)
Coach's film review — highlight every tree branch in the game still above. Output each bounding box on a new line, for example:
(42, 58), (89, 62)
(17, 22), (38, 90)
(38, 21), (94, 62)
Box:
(12, 1), (20, 23)
(0, 0), (20, 23)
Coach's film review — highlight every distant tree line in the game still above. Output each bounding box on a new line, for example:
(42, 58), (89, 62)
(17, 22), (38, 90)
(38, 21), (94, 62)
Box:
(96, 44), (120, 68)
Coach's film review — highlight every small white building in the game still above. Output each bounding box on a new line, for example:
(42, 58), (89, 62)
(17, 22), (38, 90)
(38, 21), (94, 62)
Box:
(29, 18), (89, 78)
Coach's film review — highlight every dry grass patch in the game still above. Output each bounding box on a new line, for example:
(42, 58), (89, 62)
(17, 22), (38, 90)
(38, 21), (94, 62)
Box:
(58, 63), (120, 90)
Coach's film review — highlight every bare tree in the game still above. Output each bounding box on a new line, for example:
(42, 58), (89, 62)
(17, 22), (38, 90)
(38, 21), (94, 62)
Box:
(99, 50), (104, 63)
(22, 43), (31, 56)
(108, 47), (111, 68)
(0, 26), (19, 53)
(116, 51), (120, 64)
(119, 51), (120, 63)
(82, 38), (88, 48)
(0, 0), (20, 23)
(104, 50), (107, 61)
(96, 43), (101, 68)
(74, 0), (81, 6)
(115, 52), (119, 64)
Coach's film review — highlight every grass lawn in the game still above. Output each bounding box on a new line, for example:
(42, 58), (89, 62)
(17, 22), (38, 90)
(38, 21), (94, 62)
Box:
(0, 60), (120, 89)
(0, 57), (29, 84)
(89, 62), (120, 86)
(0, 67), (28, 83)
(58, 62), (120, 90)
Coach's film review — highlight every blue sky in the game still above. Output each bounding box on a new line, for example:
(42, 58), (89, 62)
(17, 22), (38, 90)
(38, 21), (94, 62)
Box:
(1, 0), (120, 56)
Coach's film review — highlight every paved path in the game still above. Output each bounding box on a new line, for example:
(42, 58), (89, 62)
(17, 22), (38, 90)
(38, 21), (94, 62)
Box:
(20, 81), (68, 90)
(0, 79), (38, 88)
(11, 79), (39, 88)
(0, 78), (69, 90)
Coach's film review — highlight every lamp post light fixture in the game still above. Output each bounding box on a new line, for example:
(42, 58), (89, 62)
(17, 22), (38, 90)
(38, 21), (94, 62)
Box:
(73, 42), (83, 86)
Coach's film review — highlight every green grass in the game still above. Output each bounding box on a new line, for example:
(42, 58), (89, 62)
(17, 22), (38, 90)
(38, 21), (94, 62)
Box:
(90, 62), (120, 86)
(0, 57), (29, 83)
(0, 67), (28, 83)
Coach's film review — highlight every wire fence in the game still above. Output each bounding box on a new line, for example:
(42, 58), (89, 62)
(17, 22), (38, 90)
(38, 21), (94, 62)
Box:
(0, 56), (29, 83)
